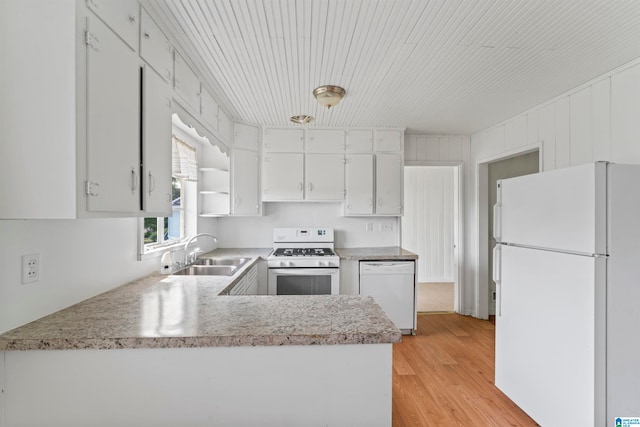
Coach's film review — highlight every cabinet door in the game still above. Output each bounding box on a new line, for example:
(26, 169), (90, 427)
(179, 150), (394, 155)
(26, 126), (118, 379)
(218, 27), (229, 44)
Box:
(140, 8), (172, 82)
(246, 265), (258, 295)
(232, 148), (260, 215)
(234, 123), (259, 151)
(174, 51), (200, 112)
(346, 130), (373, 153)
(200, 87), (219, 132)
(345, 154), (374, 215)
(262, 153), (304, 201)
(305, 154), (345, 200)
(306, 129), (345, 153)
(86, 15), (140, 213)
(86, 0), (139, 50)
(376, 153), (403, 215)
(375, 129), (404, 152)
(263, 129), (304, 152)
(142, 65), (172, 216)
(218, 109), (233, 144)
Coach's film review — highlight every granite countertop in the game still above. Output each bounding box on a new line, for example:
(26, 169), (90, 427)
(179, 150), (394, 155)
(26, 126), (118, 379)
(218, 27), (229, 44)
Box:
(0, 248), (401, 351)
(335, 246), (418, 260)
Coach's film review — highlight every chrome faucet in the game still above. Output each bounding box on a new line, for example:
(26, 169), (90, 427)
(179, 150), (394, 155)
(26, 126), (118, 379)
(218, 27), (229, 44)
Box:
(183, 233), (218, 266)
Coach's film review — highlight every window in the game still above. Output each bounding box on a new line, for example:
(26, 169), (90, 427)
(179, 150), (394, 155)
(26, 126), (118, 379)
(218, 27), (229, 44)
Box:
(143, 176), (184, 248)
(138, 114), (200, 259)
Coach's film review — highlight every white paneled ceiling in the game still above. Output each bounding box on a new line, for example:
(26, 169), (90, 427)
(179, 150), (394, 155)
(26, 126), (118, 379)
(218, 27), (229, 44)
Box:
(141, 0), (640, 134)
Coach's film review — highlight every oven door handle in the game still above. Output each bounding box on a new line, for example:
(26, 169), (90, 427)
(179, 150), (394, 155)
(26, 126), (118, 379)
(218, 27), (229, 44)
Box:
(269, 268), (339, 275)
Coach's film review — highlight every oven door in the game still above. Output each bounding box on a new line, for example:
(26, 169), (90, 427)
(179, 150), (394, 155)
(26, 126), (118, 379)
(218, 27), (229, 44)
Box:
(268, 268), (339, 295)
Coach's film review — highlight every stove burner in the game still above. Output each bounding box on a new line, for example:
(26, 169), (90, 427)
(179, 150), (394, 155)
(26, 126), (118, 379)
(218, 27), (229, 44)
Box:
(273, 248), (336, 257)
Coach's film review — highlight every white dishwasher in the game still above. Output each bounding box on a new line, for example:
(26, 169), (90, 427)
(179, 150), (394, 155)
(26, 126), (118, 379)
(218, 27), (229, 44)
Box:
(359, 261), (415, 335)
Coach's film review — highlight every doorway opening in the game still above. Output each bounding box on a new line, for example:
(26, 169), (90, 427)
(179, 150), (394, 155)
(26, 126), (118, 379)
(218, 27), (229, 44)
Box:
(402, 165), (461, 313)
(476, 147), (540, 319)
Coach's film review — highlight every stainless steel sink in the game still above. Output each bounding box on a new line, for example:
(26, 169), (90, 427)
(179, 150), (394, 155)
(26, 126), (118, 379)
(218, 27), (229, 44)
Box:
(173, 265), (238, 276)
(192, 257), (250, 267)
(173, 257), (250, 276)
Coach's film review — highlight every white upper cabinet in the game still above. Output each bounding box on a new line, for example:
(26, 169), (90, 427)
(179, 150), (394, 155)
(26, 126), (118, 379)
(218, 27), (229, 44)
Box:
(375, 129), (404, 152)
(200, 87), (219, 132)
(346, 130), (374, 153)
(305, 154), (345, 200)
(376, 153), (403, 215)
(85, 13), (140, 212)
(262, 153), (304, 200)
(263, 129), (304, 152)
(142, 65), (172, 216)
(306, 129), (345, 153)
(174, 51), (200, 112)
(86, 0), (139, 50)
(232, 148), (260, 215)
(218, 108), (233, 144)
(140, 8), (172, 82)
(234, 123), (260, 151)
(345, 154), (374, 215)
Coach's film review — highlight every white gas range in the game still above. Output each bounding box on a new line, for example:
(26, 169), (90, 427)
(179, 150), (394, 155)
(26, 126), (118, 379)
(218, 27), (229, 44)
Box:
(267, 228), (340, 295)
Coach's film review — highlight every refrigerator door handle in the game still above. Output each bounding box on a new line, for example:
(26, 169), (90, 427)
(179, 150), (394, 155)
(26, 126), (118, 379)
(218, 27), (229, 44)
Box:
(493, 244), (502, 316)
(493, 203), (502, 241)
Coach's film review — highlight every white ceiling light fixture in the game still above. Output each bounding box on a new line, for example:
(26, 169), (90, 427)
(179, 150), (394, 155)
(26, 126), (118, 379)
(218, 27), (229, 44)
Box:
(290, 115), (314, 124)
(313, 85), (345, 109)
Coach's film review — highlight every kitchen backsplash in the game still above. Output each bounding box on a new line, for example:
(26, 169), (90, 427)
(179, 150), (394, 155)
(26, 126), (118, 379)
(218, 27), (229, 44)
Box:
(216, 203), (399, 248)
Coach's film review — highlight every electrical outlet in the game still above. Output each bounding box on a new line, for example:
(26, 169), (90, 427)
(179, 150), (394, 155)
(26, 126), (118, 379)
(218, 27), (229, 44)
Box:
(379, 223), (393, 232)
(365, 222), (373, 232)
(22, 253), (40, 284)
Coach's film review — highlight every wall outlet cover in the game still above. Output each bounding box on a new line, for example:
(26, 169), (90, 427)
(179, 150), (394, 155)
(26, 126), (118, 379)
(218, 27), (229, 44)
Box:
(22, 253), (40, 284)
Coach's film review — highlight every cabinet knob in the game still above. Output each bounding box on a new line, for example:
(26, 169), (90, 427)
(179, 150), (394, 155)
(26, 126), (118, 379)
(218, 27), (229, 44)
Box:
(129, 15), (136, 23)
(144, 32), (150, 39)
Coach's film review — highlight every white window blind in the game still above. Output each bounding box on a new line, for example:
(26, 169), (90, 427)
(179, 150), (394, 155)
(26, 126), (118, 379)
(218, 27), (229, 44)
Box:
(172, 136), (198, 181)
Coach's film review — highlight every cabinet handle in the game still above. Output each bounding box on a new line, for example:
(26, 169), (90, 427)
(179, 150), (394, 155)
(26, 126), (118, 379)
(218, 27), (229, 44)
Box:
(131, 168), (138, 192)
(148, 172), (155, 195)
(308, 182), (313, 192)
(299, 182), (303, 192)
(235, 195), (241, 208)
(368, 197), (373, 207)
(129, 15), (136, 24)
(144, 32), (150, 39)
(378, 197), (383, 206)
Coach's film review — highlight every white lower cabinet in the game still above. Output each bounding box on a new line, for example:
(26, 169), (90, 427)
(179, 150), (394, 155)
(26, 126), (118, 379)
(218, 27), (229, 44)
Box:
(246, 264), (258, 295)
(230, 264), (258, 295)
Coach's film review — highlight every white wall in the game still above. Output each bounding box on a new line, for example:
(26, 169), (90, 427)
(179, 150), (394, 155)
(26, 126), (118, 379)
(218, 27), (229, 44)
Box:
(465, 57), (640, 317)
(217, 203), (399, 248)
(0, 219), (158, 333)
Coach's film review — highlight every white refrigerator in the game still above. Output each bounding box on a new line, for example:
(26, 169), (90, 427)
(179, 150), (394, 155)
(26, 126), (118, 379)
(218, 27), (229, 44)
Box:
(493, 162), (640, 426)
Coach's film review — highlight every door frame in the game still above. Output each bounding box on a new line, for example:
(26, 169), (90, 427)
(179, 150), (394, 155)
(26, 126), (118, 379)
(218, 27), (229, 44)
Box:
(475, 144), (542, 319)
(402, 161), (463, 313)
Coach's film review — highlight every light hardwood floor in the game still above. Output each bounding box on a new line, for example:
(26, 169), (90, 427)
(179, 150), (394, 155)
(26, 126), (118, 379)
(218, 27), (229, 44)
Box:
(392, 314), (539, 426)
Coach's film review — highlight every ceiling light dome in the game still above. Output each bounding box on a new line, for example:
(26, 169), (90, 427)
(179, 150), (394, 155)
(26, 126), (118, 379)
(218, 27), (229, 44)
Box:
(313, 85), (345, 108)
(290, 115), (314, 124)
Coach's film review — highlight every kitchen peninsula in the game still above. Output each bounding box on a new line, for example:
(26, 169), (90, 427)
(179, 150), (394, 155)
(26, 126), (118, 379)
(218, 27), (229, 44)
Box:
(0, 251), (401, 427)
